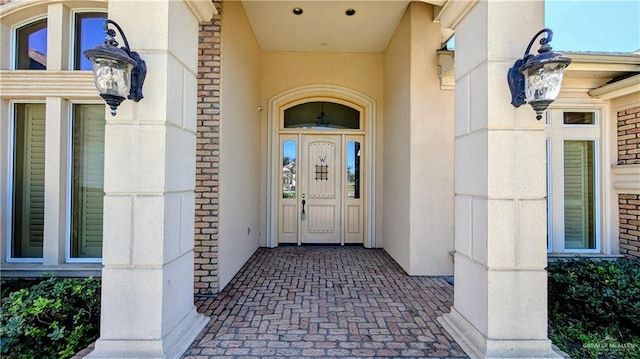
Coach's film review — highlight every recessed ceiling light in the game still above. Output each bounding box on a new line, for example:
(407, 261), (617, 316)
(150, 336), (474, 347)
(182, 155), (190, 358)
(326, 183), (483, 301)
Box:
(345, 8), (356, 16)
(293, 7), (303, 15)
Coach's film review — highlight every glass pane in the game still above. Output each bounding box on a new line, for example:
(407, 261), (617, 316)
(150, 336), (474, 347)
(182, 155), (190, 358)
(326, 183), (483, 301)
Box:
(284, 102), (360, 129)
(12, 104), (46, 258)
(347, 141), (360, 199)
(71, 104), (105, 258)
(16, 19), (47, 70)
(563, 141), (596, 250)
(75, 13), (107, 70)
(563, 112), (595, 125)
(282, 141), (296, 199)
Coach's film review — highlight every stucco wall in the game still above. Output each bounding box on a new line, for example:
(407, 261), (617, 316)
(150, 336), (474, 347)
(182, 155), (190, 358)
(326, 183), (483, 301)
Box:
(407, 2), (454, 275)
(382, 3), (455, 275)
(382, 6), (411, 270)
(218, 0), (262, 290)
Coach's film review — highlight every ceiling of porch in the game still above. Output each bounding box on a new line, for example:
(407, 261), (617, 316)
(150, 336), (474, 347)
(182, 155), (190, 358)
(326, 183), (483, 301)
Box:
(240, 0), (446, 53)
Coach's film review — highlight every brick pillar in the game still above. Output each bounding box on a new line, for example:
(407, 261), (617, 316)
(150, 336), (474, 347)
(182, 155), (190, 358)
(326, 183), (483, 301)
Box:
(617, 106), (640, 259)
(194, 0), (222, 295)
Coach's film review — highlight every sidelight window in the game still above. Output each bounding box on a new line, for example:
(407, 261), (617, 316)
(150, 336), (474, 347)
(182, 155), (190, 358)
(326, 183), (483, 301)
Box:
(547, 109), (601, 253)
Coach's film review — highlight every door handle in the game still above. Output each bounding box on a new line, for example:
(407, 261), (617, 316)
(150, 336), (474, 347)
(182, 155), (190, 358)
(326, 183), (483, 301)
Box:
(301, 193), (306, 220)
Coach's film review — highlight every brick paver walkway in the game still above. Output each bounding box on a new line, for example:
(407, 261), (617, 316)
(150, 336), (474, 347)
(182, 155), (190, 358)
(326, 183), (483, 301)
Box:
(183, 246), (468, 358)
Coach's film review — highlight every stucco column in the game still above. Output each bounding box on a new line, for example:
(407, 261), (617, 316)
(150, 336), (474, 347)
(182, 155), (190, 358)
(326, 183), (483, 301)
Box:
(87, 1), (216, 359)
(438, 1), (561, 358)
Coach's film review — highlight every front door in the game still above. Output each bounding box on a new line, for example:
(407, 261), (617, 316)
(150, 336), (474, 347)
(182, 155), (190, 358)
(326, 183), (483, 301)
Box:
(301, 135), (341, 243)
(278, 134), (363, 245)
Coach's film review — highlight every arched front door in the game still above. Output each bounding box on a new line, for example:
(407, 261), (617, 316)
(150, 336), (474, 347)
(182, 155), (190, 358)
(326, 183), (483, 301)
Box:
(267, 86), (377, 248)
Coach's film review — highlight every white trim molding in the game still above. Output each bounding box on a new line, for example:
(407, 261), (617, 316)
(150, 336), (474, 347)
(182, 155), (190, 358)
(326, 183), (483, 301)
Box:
(0, 71), (99, 99)
(184, 0), (218, 22)
(589, 74), (640, 100)
(434, 0), (478, 29)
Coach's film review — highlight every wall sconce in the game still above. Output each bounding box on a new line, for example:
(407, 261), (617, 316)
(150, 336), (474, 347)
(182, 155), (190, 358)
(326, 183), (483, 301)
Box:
(508, 28), (571, 120)
(84, 19), (146, 116)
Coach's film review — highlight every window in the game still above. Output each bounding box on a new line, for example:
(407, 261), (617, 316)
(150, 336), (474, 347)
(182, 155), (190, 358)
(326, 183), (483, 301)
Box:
(347, 141), (360, 199)
(11, 104), (46, 258)
(547, 110), (601, 253)
(284, 102), (360, 129)
(282, 141), (296, 198)
(70, 104), (105, 258)
(16, 19), (47, 70)
(3, 3), (108, 267)
(74, 12), (107, 70)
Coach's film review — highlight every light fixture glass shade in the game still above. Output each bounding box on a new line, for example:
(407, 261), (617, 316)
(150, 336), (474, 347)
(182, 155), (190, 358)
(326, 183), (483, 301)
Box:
(522, 62), (566, 104)
(91, 57), (133, 98)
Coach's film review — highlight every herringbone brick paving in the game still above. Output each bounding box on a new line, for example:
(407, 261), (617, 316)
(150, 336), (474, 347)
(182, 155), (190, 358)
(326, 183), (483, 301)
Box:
(183, 246), (468, 358)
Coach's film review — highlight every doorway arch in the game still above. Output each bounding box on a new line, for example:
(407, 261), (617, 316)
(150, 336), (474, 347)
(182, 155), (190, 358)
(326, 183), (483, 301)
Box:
(266, 85), (377, 248)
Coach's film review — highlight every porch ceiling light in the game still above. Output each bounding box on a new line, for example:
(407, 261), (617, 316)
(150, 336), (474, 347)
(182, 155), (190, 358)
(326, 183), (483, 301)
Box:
(84, 19), (147, 116)
(508, 28), (572, 120)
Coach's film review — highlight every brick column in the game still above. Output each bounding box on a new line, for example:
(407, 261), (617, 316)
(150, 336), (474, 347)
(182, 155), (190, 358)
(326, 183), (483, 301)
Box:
(439, 1), (561, 358)
(617, 106), (640, 259)
(194, 0), (222, 296)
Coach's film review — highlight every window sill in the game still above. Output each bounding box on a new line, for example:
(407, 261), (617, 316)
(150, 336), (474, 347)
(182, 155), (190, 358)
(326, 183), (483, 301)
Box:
(547, 253), (625, 262)
(1, 262), (102, 278)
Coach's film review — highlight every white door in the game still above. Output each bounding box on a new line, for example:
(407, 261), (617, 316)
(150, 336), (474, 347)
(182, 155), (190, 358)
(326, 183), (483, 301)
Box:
(277, 134), (364, 245)
(300, 135), (342, 243)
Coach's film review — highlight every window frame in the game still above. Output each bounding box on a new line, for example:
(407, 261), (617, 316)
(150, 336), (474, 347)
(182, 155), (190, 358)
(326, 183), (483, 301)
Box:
(6, 100), (47, 263)
(11, 15), (48, 71)
(70, 10), (107, 71)
(546, 107), (606, 254)
(65, 101), (105, 263)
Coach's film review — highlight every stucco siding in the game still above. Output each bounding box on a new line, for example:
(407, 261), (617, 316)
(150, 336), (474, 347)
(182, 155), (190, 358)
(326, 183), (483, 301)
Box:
(382, 6), (411, 272)
(407, 2), (454, 275)
(218, 1), (262, 291)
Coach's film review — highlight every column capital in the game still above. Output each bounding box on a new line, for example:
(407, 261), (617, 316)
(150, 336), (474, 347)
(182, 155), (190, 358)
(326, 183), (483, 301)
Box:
(184, 0), (218, 22)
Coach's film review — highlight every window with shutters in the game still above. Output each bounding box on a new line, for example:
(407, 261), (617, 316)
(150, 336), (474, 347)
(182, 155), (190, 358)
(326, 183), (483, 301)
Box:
(546, 110), (601, 253)
(11, 104), (46, 259)
(71, 104), (105, 258)
(2, 5), (107, 266)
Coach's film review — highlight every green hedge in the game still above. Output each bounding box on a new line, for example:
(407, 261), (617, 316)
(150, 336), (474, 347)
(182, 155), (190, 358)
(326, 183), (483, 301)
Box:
(0, 275), (101, 359)
(548, 258), (640, 359)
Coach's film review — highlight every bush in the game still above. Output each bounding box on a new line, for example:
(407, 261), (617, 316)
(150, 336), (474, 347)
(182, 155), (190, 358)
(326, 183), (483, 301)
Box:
(548, 258), (640, 359)
(0, 274), (101, 359)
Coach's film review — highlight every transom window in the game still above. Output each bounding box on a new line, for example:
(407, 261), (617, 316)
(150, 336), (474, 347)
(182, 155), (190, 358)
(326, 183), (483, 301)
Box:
(15, 18), (47, 70)
(284, 102), (360, 129)
(74, 12), (107, 70)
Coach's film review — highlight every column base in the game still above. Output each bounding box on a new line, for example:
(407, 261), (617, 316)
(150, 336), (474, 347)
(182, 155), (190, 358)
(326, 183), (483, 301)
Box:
(86, 307), (209, 359)
(438, 307), (562, 359)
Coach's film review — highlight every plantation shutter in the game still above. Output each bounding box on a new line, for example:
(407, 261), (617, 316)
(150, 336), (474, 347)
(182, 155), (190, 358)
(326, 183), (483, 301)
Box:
(73, 105), (105, 258)
(563, 141), (593, 249)
(21, 104), (46, 257)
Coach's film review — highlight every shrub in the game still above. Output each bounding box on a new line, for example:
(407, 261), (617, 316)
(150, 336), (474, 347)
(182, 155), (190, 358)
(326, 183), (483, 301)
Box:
(548, 258), (640, 359)
(0, 274), (101, 359)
